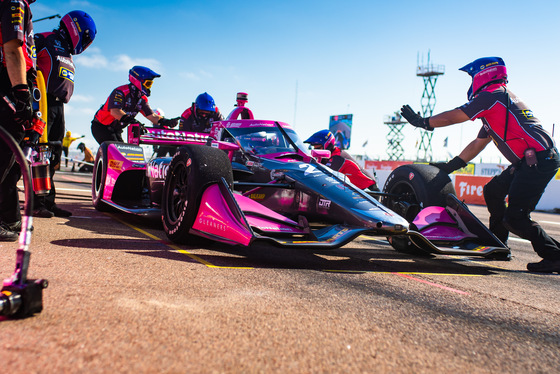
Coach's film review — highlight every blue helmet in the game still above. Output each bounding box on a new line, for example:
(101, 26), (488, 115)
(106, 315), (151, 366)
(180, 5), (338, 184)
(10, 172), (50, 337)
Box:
(304, 130), (336, 151)
(459, 57), (507, 100)
(195, 92), (216, 112)
(60, 10), (97, 55)
(193, 92), (217, 126)
(129, 66), (161, 96)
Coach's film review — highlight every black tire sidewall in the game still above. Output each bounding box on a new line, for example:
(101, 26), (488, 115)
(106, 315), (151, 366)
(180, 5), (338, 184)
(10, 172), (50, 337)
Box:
(382, 163), (455, 209)
(92, 141), (114, 211)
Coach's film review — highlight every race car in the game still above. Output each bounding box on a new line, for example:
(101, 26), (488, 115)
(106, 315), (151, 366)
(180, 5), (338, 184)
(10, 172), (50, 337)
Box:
(91, 93), (510, 258)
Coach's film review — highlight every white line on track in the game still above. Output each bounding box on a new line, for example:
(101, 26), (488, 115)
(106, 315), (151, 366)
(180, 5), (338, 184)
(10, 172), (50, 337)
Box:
(509, 237), (530, 243)
(18, 183), (89, 193)
(541, 220), (560, 226)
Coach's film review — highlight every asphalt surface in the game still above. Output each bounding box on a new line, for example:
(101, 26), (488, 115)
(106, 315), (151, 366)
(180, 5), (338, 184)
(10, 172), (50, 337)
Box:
(1, 169), (559, 373)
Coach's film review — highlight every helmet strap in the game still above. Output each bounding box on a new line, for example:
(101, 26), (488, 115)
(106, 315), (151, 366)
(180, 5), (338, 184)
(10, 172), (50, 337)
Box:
(57, 28), (72, 51)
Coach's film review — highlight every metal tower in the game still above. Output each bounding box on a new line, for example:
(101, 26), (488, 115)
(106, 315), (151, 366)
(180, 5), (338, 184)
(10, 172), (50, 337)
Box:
(384, 112), (406, 160)
(416, 52), (445, 161)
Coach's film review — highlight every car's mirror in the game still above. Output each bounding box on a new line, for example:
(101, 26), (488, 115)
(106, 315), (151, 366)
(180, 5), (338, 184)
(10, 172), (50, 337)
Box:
(311, 149), (331, 159)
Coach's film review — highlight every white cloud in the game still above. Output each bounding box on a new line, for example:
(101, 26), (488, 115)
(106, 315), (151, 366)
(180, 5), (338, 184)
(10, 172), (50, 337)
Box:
(65, 104), (96, 116)
(113, 54), (161, 72)
(74, 47), (161, 72)
(180, 72), (200, 81)
(75, 54), (108, 69)
(179, 70), (214, 81)
(69, 94), (95, 103)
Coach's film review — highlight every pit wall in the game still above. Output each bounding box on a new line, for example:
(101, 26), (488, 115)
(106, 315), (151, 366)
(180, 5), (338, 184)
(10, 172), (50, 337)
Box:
(365, 161), (560, 212)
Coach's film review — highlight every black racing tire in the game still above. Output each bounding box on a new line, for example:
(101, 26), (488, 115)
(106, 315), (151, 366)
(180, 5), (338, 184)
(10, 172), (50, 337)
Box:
(381, 163), (455, 222)
(162, 144), (233, 244)
(382, 164), (456, 256)
(92, 141), (116, 212)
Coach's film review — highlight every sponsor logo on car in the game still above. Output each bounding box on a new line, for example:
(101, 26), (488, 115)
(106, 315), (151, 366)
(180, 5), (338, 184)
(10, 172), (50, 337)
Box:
(109, 160), (123, 170)
(197, 218), (227, 232)
(318, 199), (331, 209)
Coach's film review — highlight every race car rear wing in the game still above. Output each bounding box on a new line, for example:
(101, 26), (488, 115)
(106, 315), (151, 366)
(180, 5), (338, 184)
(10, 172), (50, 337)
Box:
(126, 123), (239, 158)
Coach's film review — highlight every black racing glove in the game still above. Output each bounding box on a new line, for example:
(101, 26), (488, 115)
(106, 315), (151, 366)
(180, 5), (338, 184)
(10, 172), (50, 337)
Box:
(400, 104), (433, 131)
(120, 114), (136, 124)
(430, 156), (467, 174)
(11, 84), (33, 128)
(114, 114), (137, 130)
(158, 117), (179, 128)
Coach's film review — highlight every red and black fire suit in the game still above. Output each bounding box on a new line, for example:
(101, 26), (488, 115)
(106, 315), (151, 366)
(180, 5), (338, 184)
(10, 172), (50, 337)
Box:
(323, 147), (378, 190)
(459, 83), (560, 260)
(91, 84), (155, 144)
(0, 0), (35, 225)
(33, 29), (75, 211)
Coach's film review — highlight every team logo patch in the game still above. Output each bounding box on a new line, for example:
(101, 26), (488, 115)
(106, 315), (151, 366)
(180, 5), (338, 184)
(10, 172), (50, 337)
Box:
(59, 67), (74, 82)
(522, 109), (534, 119)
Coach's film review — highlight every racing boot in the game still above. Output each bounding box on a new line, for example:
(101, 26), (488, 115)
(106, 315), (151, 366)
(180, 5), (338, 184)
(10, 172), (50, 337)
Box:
(527, 258), (560, 273)
(6, 220), (34, 232)
(0, 223), (18, 242)
(50, 205), (72, 217)
(33, 207), (54, 218)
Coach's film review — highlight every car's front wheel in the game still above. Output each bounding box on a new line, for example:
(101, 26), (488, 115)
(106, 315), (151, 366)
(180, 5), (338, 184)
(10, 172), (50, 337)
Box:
(382, 163), (456, 255)
(162, 144), (233, 244)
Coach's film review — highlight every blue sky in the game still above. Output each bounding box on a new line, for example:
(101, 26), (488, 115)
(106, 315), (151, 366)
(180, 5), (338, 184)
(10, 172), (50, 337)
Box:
(32, 0), (560, 163)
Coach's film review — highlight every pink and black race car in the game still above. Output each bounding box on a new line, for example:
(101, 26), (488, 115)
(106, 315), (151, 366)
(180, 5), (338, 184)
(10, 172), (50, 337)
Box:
(91, 93), (510, 259)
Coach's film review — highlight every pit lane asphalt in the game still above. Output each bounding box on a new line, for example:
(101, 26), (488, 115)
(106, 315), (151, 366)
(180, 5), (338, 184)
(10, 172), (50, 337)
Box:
(1, 169), (559, 373)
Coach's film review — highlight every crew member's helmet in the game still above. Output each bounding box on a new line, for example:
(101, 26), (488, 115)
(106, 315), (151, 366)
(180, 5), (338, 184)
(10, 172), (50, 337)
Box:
(129, 66), (161, 96)
(66, 131), (71, 137)
(59, 11), (97, 55)
(304, 130), (336, 151)
(194, 92), (216, 124)
(459, 57), (507, 100)
(77, 142), (85, 151)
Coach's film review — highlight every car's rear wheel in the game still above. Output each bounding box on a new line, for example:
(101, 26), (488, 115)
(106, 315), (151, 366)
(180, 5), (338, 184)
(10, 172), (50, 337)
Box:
(162, 144), (233, 244)
(382, 164), (456, 255)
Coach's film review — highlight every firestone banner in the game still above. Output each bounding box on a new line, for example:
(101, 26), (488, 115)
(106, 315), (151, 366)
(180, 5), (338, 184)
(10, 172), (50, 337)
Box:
(329, 114), (352, 150)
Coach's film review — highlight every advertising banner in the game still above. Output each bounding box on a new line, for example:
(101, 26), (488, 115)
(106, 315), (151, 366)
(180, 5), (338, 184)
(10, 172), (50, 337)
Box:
(454, 175), (493, 205)
(329, 114), (352, 150)
(365, 160), (413, 171)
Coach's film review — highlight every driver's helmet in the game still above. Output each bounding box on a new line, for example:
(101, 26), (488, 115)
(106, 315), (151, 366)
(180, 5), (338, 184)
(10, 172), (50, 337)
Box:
(129, 66), (160, 96)
(304, 130), (336, 151)
(194, 92), (216, 126)
(459, 57), (507, 100)
(59, 10), (97, 55)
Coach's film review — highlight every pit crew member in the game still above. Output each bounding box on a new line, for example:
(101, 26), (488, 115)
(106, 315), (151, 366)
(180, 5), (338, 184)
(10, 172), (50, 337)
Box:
(304, 130), (379, 191)
(91, 65), (175, 144)
(401, 56), (560, 273)
(32, 10), (96, 218)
